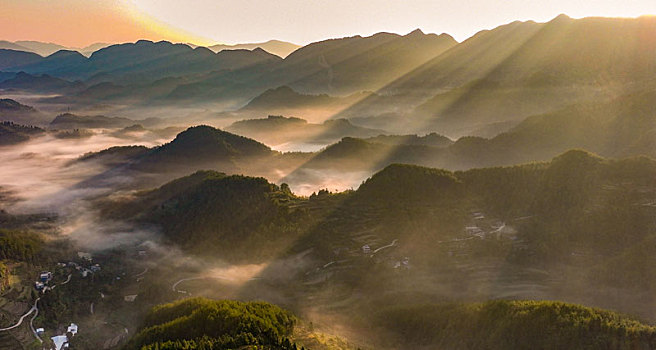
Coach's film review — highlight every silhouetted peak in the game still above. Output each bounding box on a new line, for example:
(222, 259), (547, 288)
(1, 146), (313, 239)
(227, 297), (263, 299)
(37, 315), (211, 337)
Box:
(551, 13), (572, 22)
(135, 39), (155, 45)
(323, 118), (353, 126)
(405, 28), (425, 37)
(47, 49), (84, 58)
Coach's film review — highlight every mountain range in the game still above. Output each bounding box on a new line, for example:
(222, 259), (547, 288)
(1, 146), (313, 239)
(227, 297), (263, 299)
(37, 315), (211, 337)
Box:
(208, 39), (300, 58)
(1, 15), (654, 141)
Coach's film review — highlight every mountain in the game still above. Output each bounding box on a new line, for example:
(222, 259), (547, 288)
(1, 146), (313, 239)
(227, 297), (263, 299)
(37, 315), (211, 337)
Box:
(236, 85), (379, 122)
(105, 170), (300, 261)
(0, 99), (36, 114)
(0, 40), (111, 57)
(0, 41), (30, 52)
(0, 72), (85, 93)
(126, 297), (654, 350)
(0, 72), (16, 83)
(75, 41), (281, 83)
(0, 121), (44, 145)
(166, 30), (457, 104)
(0, 40), (282, 84)
(77, 145), (150, 167)
(132, 125), (277, 174)
(77, 42), (112, 56)
(0, 41), (112, 57)
(269, 29), (458, 95)
(9, 50), (87, 75)
(0, 49), (43, 70)
(209, 39), (301, 58)
(363, 133), (453, 148)
(242, 85), (348, 110)
(227, 114), (386, 146)
(49, 113), (138, 129)
(340, 15), (656, 137)
(438, 88), (656, 168)
(286, 83), (656, 176)
(13, 41), (68, 56)
(124, 298), (299, 350)
(377, 300), (656, 349)
(103, 151), (656, 322)
(0, 99), (46, 125)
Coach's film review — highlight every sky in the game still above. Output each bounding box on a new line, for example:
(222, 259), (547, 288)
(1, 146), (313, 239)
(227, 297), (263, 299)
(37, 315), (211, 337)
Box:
(1, 0), (655, 47)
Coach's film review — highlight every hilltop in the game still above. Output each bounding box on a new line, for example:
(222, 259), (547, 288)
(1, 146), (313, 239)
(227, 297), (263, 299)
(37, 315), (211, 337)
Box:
(124, 298), (300, 350)
(0, 121), (44, 145)
(227, 114), (386, 146)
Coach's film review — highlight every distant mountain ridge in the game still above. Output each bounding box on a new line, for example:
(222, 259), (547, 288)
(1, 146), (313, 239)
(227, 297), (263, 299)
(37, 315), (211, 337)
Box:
(209, 39), (300, 58)
(2, 16), (656, 141)
(0, 40), (282, 84)
(226, 114), (386, 145)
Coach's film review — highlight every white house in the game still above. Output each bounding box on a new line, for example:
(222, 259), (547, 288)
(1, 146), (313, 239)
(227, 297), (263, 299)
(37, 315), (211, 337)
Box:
(51, 335), (68, 350)
(39, 272), (52, 282)
(67, 323), (78, 336)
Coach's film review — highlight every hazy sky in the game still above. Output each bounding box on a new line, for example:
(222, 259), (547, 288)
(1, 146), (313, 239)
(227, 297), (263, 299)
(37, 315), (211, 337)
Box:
(1, 0), (655, 47)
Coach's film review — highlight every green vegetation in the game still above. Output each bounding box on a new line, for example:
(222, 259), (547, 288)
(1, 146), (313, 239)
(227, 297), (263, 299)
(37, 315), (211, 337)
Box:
(125, 298), (301, 350)
(0, 229), (42, 263)
(134, 125), (275, 173)
(377, 300), (656, 349)
(0, 121), (43, 145)
(109, 170), (307, 262)
(110, 150), (656, 294)
(78, 145), (150, 165)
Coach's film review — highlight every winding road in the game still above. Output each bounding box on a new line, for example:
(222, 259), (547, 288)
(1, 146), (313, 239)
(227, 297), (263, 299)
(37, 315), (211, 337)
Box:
(134, 268), (149, 278)
(372, 239), (398, 254)
(171, 276), (229, 295)
(29, 302), (42, 343)
(0, 273), (73, 344)
(0, 297), (40, 332)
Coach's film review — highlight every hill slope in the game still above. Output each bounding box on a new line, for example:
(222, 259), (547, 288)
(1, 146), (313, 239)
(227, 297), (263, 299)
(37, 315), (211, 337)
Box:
(377, 300), (656, 349)
(124, 298), (299, 350)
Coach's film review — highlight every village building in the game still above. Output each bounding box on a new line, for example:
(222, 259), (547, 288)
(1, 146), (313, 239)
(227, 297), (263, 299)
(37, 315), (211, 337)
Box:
(51, 335), (69, 350)
(50, 323), (78, 350)
(40, 271), (52, 282)
(67, 323), (78, 336)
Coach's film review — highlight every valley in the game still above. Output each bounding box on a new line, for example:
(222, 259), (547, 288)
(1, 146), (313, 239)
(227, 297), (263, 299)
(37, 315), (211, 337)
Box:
(1, 11), (656, 350)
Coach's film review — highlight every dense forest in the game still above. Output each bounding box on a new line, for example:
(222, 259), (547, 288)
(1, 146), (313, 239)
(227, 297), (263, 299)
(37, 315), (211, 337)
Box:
(376, 300), (656, 349)
(102, 150), (656, 311)
(0, 228), (43, 262)
(125, 298), (302, 350)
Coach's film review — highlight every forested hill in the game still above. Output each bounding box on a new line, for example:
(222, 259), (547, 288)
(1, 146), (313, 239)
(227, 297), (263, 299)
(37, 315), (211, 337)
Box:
(124, 298), (656, 350)
(124, 298), (301, 350)
(130, 125), (277, 174)
(103, 170), (302, 262)
(103, 151), (656, 303)
(0, 121), (44, 145)
(377, 300), (656, 349)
